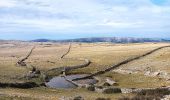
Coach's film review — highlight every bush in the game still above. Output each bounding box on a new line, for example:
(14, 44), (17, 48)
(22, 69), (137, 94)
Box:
(96, 97), (111, 100)
(103, 88), (121, 94)
(86, 85), (95, 91)
(119, 88), (170, 100)
(73, 96), (84, 100)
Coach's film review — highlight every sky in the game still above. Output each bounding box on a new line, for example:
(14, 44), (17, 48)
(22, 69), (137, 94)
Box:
(0, 0), (170, 40)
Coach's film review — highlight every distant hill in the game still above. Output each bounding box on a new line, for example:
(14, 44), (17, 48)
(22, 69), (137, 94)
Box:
(31, 37), (170, 43)
(31, 39), (56, 42)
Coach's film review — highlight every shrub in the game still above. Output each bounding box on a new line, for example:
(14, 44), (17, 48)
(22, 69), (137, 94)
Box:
(119, 88), (170, 100)
(96, 97), (111, 100)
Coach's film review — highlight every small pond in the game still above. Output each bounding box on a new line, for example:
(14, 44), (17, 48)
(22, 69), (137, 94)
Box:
(45, 74), (97, 89)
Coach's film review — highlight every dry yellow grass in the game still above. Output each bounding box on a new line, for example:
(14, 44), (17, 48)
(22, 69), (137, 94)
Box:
(0, 42), (170, 100)
(0, 87), (133, 100)
(118, 46), (170, 73)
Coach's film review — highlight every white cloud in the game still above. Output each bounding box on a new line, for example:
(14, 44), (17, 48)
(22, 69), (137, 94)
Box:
(0, 0), (16, 7)
(0, 0), (169, 37)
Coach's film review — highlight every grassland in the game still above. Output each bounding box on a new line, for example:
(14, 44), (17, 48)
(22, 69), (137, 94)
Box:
(0, 41), (170, 100)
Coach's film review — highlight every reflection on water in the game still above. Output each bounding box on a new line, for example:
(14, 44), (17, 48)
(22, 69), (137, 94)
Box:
(46, 74), (97, 88)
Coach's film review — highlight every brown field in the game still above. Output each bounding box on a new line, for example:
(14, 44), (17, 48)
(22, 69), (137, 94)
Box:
(0, 41), (170, 100)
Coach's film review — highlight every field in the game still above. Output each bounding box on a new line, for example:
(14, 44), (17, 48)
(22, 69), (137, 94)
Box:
(0, 41), (170, 100)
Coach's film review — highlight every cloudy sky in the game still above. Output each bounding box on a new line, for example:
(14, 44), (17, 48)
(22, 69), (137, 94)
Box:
(0, 0), (170, 40)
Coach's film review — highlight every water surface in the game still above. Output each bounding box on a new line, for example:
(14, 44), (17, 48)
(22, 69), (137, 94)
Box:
(46, 74), (97, 88)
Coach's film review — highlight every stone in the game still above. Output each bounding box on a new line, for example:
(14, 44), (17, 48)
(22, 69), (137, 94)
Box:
(152, 72), (160, 76)
(105, 78), (118, 86)
(121, 88), (133, 93)
(102, 82), (111, 86)
(144, 71), (151, 76)
(73, 96), (84, 100)
(95, 86), (104, 93)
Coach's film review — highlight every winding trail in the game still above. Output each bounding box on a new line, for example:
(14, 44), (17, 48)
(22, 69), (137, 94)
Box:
(17, 46), (35, 66)
(73, 45), (170, 81)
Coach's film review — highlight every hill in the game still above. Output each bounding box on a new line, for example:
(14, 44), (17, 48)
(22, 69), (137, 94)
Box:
(31, 37), (170, 43)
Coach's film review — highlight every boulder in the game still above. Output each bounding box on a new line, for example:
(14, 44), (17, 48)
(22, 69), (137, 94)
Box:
(121, 88), (133, 93)
(144, 71), (151, 76)
(152, 72), (160, 76)
(105, 78), (118, 86)
(95, 86), (104, 93)
(73, 96), (84, 100)
(102, 82), (111, 86)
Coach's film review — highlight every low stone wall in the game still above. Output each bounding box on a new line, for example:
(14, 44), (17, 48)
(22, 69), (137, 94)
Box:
(0, 82), (39, 89)
(17, 46), (35, 67)
(73, 45), (170, 81)
(60, 43), (71, 59)
(47, 59), (91, 74)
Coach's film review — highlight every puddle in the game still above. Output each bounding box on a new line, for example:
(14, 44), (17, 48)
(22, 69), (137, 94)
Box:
(45, 74), (97, 89)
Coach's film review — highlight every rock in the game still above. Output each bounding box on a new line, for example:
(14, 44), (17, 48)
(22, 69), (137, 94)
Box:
(73, 96), (84, 100)
(145, 71), (160, 77)
(102, 82), (111, 86)
(25, 68), (41, 79)
(105, 78), (118, 86)
(144, 71), (151, 76)
(121, 88), (133, 93)
(152, 72), (160, 76)
(95, 86), (104, 93)
(59, 96), (68, 100)
(30, 73), (39, 78)
(102, 87), (121, 94)
(145, 67), (152, 72)
(161, 95), (170, 100)
(132, 88), (143, 93)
